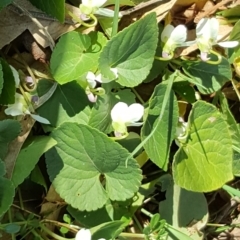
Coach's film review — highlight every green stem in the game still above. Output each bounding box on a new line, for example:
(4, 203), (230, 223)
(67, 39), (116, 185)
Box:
(141, 208), (153, 218)
(133, 214), (143, 232)
(154, 55), (172, 61)
(7, 210), (16, 240)
(68, 11), (97, 27)
(132, 88), (145, 105)
(40, 224), (74, 240)
(222, 184), (240, 198)
(17, 187), (24, 210)
(206, 50), (222, 65)
(120, 232), (145, 239)
(109, 132), (129, 141)
(111, 0), (120, 37)
(31, 229), (44, 240)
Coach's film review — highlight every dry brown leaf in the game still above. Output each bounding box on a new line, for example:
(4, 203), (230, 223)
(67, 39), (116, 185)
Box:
(0, 0), (80, 49)
(40, 185), (65, 231)
(142, 0), (178, 22)
(4, 115), (35, 179)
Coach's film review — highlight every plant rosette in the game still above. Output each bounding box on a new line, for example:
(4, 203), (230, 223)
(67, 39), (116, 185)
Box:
(196, 17), (239, 62)
(111, 102), (144, 138)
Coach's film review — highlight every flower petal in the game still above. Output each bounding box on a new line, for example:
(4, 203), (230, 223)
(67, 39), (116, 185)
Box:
(95, 8), (115, 17)
(30, 114), (50, 124)
(86, 72), (97, 88)
(81, 0), (90, 6)
(200, 52), (210, 61)
(95, 74), (102, 83)
(87, 92), (97, 102)
(5, 103), (24, 116)
(218, 40), (239, 48)
(126, 103), (144, 123)
(170, 25), (187, 44)
(209, 18), (219, 41)
(161, 24), (174, 42)
(93, 0), (107, 8)
(75, 229), (91, 240)
(196, 18), (210, 37)
(111, 102), (129, 123)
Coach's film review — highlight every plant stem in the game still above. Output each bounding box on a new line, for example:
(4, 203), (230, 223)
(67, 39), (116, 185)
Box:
(111, 0), (120, 37)
(133, 214), (143, 232)
(132, 88), (145, 105)
(120, 232), (145, 239)
(141, 208), (153, 218)
(40, 224), (74, 240)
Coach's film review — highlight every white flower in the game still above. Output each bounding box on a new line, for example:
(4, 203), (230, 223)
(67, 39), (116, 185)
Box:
(175, 117), (188, 147)
(111, 102), (144, 137)
(79, 0), (119, 17)
(75, 228), (105, 240)
(5, 93), (50, 124)
(85, 71), (102, 102)
(196, 18), (239, 61)
(161, 24), (191, 59)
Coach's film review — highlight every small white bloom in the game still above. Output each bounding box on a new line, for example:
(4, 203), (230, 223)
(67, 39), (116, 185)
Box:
(86, 71), (102, 88)
(111, 102), (144, 137)
(196, 18), (239, 61)
(75, 228), (105, 240)
(5, 93), (50, 124)
(79, 0), (119, 17)
(175, 117), (188, 147)
(161, 24), (191, 59)
(85, 71), (102, 103)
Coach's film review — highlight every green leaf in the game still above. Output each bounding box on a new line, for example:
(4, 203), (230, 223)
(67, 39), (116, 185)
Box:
(141, 83), (178, 171)
(68, 200), (129, 228)
(233, 151), (240, 177)
(182, 56), (232, 94)
(0, 58), (15, 104)
(91, 221), (127, 240)
(4, 224), (21, 234)
(127, 71), (175, 162)
(46, 122), (142, 211)
(0, 0), (13, 10)
(0, 62), (3, 95)
(0, 160), (15, 217)
(36, 80), (91, 130)
(89, 86), (135, 133)
(228, 20), (240, 63)
(28, 0), (65, 23)
(173, 81), (196, 104)
(217, 5), (240, 18)
(50, 32), (107, 84)
(173, 101), (233, 192)
(159, 174), (208, 240)
(99, 13), (158, 87)
(11, 136), (57, 188)
(218, 92), (240, 152)
(0, 119), (21, 159)
(30, 165), (47, 192)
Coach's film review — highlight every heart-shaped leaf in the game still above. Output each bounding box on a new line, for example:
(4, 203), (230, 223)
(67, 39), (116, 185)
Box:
(173, 101), (233, 192)
(99, 13), (158, 87)
(46, 122), (142, 211)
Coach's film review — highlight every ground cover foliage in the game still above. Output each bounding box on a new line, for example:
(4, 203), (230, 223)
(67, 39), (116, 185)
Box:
(1, 0), (240, 239)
